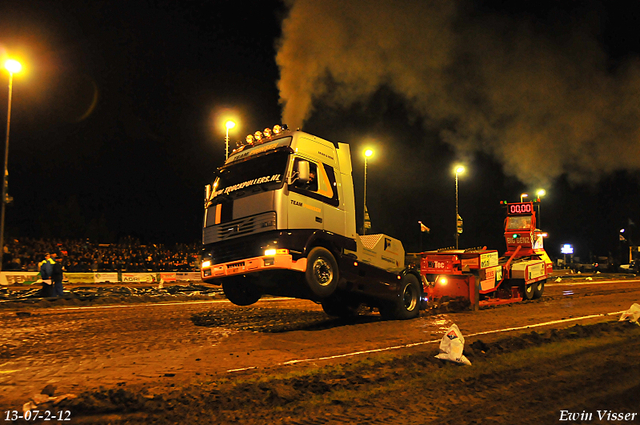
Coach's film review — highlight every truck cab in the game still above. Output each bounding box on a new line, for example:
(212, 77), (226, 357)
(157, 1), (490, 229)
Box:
(200, 126), (422, 319)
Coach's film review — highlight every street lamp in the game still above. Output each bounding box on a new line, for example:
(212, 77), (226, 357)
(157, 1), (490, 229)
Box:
(536, 189), (546, 228)
(0, 59), (22, 271)
(520, 193), (528, 202)
(454, 165), (465, 249)
(363, 148), (374, 234)
(224, 120), (236, 160)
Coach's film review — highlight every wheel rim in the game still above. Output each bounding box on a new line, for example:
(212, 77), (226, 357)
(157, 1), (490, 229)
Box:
(526, 284), (533, 295)
(402, 283), (417, 311)
(313, 258), (333, 286)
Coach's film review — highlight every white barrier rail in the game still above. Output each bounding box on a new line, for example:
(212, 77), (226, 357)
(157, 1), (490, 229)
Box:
(0, 271), (202, 286)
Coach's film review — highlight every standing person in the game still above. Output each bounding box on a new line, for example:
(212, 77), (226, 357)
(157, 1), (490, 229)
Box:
(39, 253), (54, 297)
(51, 253), (65, 297)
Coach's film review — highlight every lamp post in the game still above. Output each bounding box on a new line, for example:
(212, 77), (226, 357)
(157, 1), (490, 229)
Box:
(620, 228), (632, 264)
(0, 59), (22, 271)
(520, 193), (528, 203)
(536, 189), (546, 228)
(224, 120), (236, 160)
(454, 165), (465, 249)
(363, 148), (373, 235)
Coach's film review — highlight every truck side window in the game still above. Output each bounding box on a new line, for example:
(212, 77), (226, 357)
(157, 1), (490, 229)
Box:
(291, 158), (339, 207)
(293, 158), (318, 192)
(306, 162), (318, 192)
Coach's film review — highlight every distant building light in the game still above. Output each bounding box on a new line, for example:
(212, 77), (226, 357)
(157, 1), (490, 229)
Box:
(560, 244), (574, 255)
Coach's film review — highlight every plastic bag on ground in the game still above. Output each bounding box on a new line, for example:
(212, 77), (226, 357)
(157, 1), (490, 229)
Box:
(435, 324), (472, 365)
(619, 303), (640, 325)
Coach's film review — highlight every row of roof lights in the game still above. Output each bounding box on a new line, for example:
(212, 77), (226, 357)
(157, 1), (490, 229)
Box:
(241, 124), (289, 147)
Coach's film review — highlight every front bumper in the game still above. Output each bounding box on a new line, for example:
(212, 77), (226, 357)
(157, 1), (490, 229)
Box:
(201, 253), (307, 281)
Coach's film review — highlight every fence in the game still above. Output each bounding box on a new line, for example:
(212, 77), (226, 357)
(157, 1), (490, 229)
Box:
(0, 271), (202, 286)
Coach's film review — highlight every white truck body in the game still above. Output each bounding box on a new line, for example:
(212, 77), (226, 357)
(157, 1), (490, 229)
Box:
(200, 128), (420, 319)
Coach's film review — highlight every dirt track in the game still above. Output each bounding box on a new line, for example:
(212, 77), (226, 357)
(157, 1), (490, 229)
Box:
(1, 276), (639, 423)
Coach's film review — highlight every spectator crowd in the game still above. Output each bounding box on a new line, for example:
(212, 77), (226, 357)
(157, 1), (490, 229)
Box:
(2, 237), (200, 272)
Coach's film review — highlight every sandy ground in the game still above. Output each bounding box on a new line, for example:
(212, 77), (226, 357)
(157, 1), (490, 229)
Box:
(1, 275), (639, 423)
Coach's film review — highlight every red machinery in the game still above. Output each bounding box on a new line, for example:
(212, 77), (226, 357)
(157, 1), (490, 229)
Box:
(421, 202), (553, 310)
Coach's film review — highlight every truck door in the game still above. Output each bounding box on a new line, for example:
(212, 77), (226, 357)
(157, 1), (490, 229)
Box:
(288, 159), (340, 231)
(288, 159), (324, 230)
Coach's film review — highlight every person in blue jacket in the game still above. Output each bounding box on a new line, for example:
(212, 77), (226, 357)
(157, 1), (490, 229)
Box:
(39, 253), (55, 297)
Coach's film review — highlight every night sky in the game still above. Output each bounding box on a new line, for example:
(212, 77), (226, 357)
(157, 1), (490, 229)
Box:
(1, 1), (639, 263)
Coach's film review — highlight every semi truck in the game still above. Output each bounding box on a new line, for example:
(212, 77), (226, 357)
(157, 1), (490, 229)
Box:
(200, 125), (422, 320)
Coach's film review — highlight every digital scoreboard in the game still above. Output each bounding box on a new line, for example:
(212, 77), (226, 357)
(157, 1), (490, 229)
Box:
(505, 202), (534, 216)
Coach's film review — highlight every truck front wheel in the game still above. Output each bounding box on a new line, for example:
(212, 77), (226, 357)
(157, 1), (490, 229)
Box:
(305, 247), (339, 298)
(222, 276), (262, 306)
(379, 274), (421, 320)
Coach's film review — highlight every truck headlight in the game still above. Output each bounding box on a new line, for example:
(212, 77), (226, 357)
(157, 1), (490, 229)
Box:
(264, 248), (288, 256)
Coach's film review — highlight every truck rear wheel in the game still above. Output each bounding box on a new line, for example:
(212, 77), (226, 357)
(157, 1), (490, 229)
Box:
(379, 274), (421, 320)
(222, 276), (262, 306)
(533, 280), (545, 299)
(522, 282), (535, 300)
(305, 247), (339, 298)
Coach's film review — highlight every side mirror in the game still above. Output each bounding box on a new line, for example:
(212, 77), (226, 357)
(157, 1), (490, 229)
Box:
(293, 160), (310, 185)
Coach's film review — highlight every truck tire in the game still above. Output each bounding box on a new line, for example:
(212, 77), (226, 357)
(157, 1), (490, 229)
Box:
(321, 295), (360, 318)
(379, 274), (421, 320)
(522, 282), (535, 300)
(222, 276), (262, 306)
(305, 247), (339, 298)
(533, 280), (545, 299)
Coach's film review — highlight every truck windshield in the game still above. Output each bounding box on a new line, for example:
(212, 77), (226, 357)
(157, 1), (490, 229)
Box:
(506, 216), (532, 230)
(210, 150), (289, 202)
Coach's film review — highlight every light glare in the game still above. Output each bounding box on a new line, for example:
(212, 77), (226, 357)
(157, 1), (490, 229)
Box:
(4, 59), (22, 74)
